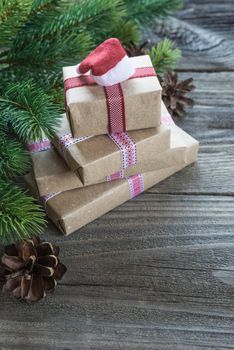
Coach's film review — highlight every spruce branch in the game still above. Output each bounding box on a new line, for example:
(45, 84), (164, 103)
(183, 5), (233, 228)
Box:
(0, 80), (61, 142)
(0, 0), (33, 46)
(108, 20), (140, 46)
(9, 31), (94, 68)
(124, 0), (182, 23)
(40, 0), (125, 37)
(0, 135), (31, 179)
(31, 0), (61, 12)
(0, 180), (46, 243)
(13, 0), (125, 45)
(149, 38), (181, 74)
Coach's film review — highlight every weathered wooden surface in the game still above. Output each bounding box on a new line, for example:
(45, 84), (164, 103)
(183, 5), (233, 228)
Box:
(1, 2), (234, 349)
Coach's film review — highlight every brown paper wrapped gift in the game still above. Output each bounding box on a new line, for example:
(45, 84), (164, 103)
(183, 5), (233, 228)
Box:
(63, 55), (162, 137)
(26, 127), (199, 236)
(52, 112), (171, 186)
(31, 148), (83, 196)
(33, 122), (195, 196)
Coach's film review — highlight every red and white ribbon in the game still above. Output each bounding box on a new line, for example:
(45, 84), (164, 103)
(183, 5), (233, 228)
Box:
(106, 172), (144, 198)
(59, 133), (90, 149)
(127, 174), (144, 198)
(58, 132), (91, 158)
(64, 67), (156, 92)
(64, 66), (156, 134)
(27, 138), (52, 153)
(58, 129), (137, 174)
(106, 170), (124, 182)
(104, 84), (126, 133)
(109, 132), (137, 170)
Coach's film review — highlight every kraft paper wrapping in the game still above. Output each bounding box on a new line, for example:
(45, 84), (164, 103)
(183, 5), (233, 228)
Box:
(52, 113), (171, 186)
(25, 127), (199, 236)
(33, 124), (196, 196)
(63, 55), (162, 137)
(31, 148), (83, 196)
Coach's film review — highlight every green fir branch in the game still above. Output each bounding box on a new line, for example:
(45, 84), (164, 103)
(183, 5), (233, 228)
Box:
(124, 0), (182, 23)
(0, 80), (61, 142)
(0, 135), (31, 179)
(149, 38), (181, 74)
(104, 20), (140, 46)
(9, 32), (94, 68)
(0, 180), (46, 242)
(40, 0), (125, 37)
(13, 0), (125, 44)
(31, 0), (61, 12)
(0, 0), (33, 46)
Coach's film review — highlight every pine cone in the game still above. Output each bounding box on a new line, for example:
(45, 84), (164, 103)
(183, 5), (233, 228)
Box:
(160, 71), (195, 118)
(125, 40), (150, 57)
(1, 236), (67, 302)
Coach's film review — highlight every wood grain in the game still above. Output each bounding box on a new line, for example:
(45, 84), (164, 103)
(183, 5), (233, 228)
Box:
(1, 1), (234, 349)
(146, 0), (234, 71)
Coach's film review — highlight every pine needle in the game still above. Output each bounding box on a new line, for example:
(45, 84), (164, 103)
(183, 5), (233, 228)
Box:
(0, 180), (46, 243)
(0, 135), (31, 179)
(124, 0), (183, 23)
(148, 38), (181, 74)
(0, 0), (33, 46)
(0, 80), (61, 142)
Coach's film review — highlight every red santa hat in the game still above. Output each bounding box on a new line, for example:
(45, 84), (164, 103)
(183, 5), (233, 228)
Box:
(76, 38), (135, 86)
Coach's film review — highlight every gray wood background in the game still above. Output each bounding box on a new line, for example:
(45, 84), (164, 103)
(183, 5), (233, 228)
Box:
(1, 1), (234, 349)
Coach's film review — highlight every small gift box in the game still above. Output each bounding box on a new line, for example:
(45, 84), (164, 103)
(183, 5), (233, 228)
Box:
(52, 112), (171, 186)
(26, 124), (199, 236)
(63, 55), (162, 137)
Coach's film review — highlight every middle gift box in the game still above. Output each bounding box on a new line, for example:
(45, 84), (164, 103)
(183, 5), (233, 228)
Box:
(49, 112), (171, 186)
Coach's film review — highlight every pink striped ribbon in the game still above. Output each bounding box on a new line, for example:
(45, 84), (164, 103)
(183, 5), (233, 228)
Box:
(107, 173), (144, 197)
(127, 174), (144, 198)
(109, 132), (137, 170)
(59, 133), (90, 149)
(106, 170), (124, 182)
(58, 129), (137, 175)
(27, 138), (52, 153)
(64, 66), (156, 133)
(58, 132), (91, 158)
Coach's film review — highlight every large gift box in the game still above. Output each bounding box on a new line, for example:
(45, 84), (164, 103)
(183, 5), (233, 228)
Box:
(26, 124), (199, 236)
(63, 55), (162, 137)
(52, 112), (170, 186)
(32, 124), (195, 196)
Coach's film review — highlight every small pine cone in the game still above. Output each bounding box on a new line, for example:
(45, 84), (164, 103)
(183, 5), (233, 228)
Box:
(160, 71), (195, 118)
(1, 236), (67, 302)
(125, 40), (150, 57)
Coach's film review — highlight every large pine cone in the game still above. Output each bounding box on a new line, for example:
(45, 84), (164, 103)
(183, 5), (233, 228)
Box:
(1, 236), (67, 302)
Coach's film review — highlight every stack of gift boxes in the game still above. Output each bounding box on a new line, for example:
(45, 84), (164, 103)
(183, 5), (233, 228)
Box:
(25, 39), (199, 236)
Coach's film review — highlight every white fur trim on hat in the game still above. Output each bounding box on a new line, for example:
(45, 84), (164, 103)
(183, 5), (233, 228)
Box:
(92, 55), (135, 86)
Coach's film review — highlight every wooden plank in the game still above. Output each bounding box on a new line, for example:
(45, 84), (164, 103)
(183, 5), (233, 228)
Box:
(146, 1), (234, 70)
(1, 211), (234, 349)
(179, 0), (234, 40)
